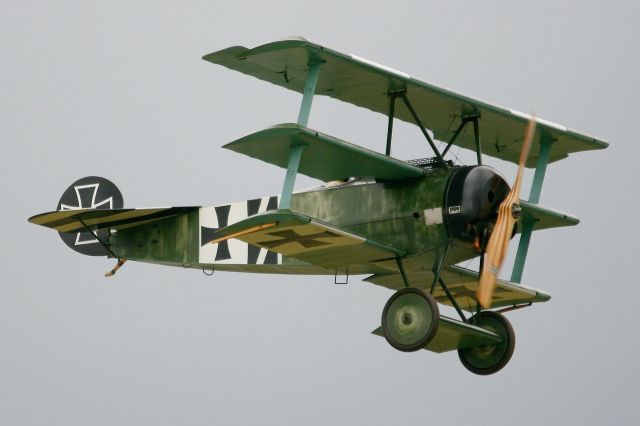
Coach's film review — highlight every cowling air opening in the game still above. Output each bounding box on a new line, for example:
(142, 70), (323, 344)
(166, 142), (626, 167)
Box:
(56, 176), (123, 256)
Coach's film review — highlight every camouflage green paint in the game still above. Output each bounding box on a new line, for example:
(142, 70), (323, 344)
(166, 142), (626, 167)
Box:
(290, 170), (451, 254)
(108, 167), (480, 277)
(109, 209), (200, 268)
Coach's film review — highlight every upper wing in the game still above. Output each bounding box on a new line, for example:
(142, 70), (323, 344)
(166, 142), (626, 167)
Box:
(204, 37), (608, 167)
(28, 207), (197, 233)
(224, 123), (424, 182)
(207, 208), (403, 269)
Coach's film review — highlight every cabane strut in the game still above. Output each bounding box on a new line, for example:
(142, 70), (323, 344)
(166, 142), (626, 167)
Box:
(385, 91), (484, 167)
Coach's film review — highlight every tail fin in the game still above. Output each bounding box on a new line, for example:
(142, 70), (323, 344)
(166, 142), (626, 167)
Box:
(56, 176), (123, 256)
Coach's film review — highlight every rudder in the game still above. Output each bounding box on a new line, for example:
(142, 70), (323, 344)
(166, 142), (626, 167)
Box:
(56, 176), (123, 256)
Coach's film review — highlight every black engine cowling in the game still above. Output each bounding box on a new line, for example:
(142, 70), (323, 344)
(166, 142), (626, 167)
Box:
(443, 166), (510, 249)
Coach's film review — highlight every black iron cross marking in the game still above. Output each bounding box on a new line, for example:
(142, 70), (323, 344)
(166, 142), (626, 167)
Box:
(258, 229), (340, 249)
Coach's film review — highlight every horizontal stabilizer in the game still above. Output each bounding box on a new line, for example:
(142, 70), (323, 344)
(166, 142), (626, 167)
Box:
(518, 200), (579, 232)
(28, 207), (196, 233)
(372, 315), (502, 353)
(224, 123), (424, 182)
(365, 265), (550, 311)
(208, 208), (403, 269)
(204, 38), (608, 167)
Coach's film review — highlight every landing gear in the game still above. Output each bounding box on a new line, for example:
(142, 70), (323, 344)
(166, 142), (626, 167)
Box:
(382, 288), (439, 352)
(458, 311), (515, 375)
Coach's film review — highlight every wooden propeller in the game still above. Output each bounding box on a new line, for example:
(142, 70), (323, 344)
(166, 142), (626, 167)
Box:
(477, 117), (537, 308)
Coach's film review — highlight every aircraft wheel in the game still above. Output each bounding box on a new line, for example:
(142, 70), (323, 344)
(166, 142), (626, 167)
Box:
(458, 311), (515, 375)
(382, 288), (439, 352)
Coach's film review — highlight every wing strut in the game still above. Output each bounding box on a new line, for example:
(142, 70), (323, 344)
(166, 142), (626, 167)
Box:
(279, 143), (306, 209)
(296, 62), (321, 127)
(510, 136), (554, 282)
(280, 62), (322, 209)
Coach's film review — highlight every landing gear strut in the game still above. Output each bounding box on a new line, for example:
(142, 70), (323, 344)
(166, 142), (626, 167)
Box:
(381, 288), (440, 352)
(458, 311), (515, 375)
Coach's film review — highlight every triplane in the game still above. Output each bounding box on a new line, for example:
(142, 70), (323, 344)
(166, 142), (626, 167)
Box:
(29, 38), (608, 374)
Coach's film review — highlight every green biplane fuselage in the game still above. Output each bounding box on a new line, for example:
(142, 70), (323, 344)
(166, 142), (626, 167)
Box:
(112, 168), (452, 275)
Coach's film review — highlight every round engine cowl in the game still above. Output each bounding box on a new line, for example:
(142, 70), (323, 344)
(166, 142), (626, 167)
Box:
(443, 165), (510, 246)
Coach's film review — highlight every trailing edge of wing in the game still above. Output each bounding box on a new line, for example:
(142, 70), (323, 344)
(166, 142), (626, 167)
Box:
(28, 207), (197, 233)
(208, 208), (404, 269)
(204, 37), (609, 167)
(223, 123), (425, 182)
(365, 265), (550, 312)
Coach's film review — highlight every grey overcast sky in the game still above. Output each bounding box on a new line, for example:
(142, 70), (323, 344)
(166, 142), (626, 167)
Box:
(2, 1), (638, 425)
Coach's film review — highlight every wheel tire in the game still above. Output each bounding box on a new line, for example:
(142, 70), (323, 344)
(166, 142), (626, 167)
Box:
(382, 288), (440, 352)
(458, 311), (515, 375)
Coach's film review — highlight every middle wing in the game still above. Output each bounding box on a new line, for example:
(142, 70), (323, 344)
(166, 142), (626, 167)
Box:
(224, 123), (424, 182)
(207, 209), (403, 269)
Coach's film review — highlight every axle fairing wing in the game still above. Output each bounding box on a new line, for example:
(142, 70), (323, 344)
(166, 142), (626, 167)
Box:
(371, 315), (503, 353)
(204, 38), (608, 167)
